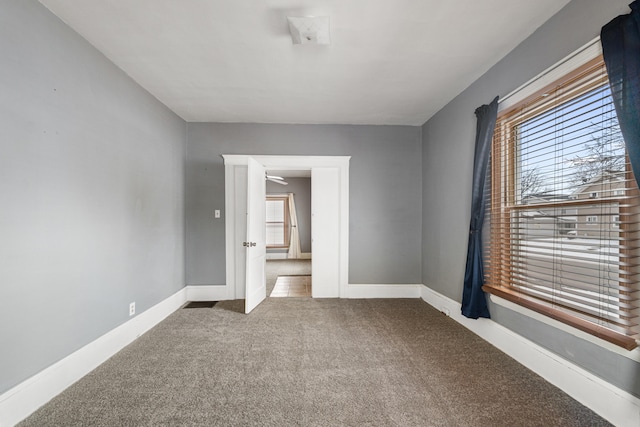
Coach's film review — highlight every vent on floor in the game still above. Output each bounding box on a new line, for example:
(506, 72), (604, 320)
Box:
(184, 301), (217, 309)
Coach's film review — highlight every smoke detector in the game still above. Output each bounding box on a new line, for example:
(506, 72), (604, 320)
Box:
(287, 16), (331, 45)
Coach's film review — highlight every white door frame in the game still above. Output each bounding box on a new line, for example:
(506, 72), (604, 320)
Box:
(222, 155), (350, 299)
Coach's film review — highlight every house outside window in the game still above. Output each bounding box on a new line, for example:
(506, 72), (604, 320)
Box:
(484, 56), (640, 349)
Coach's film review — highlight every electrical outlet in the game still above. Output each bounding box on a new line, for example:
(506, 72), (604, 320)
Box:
(215, 209), (221, 218)
(129, 302), (135, 316)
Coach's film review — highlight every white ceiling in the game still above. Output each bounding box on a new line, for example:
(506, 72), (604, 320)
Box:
(39, 0), (571, 126)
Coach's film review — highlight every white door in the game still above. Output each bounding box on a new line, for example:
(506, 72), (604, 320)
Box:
(312, 167), (340, 297)
(245, 157), (266, 313)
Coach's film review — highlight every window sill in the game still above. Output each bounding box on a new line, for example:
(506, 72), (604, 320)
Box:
(488, 292), (640, 361)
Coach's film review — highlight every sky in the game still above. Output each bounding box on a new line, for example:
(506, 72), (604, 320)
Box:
(518, 83), (624, 197)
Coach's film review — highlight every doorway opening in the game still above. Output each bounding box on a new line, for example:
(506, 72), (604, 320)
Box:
(265, 169), (313, 298)
(267, 261), (312, 297)
(222, 154), (350, 313)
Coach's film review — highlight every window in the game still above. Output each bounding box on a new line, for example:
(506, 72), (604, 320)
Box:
(485, 56), (640, 350)
(265, 196), (289, 248)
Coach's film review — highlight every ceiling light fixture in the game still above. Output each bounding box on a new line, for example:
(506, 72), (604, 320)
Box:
(287, 16), (331, 45)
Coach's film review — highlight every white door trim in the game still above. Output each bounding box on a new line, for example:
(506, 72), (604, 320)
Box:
(311, 167), (341, 298)
(222, 155), (350, 299)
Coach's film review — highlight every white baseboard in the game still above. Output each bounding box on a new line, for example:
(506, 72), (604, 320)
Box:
(345, 284), (422, 299)
(6, 283), (636, 427)
(420, 285), (640, 427)
(265, 253), (312, 260)
(0, 288), (188, 427)
(489, 294), (640, 362)
(186, 285), (229, 301)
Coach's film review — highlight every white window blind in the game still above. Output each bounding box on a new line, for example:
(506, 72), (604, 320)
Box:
(266, 197), (288, 247)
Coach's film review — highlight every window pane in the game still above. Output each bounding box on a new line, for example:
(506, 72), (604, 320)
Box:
(265, 197), (288, 248)
(486, 57), (640, 347)
(513, 85), (629, 325)
(517, 86), (625, 203)
(266, 223), (285, 246)
(266, 200), (284, 222)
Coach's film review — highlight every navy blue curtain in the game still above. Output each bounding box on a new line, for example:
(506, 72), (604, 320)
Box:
(601, 1), (640, 187)
(461, 96), (499, 319)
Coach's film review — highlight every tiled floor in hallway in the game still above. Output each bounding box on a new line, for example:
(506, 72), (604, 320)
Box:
(266, 259), (312, 297)
(270, 275), (312, 297)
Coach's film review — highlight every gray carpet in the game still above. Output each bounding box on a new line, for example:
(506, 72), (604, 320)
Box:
(19, 298), (610, 426)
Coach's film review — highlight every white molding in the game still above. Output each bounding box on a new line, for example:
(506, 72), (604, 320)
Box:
(266, 253), (288, 260)
(222, 154), (351, 169)
(0, 288), (188, 427)
(222, 155), (349, 300)
(186, 285), (230, 301)
(224, 161), (239, 301)
(499, 37), (601, 111)
(338, 164), (349, 299)
(5, 282), (637, 427)
(420, 285), (640, 427)
(345, 284), (422, 299)
(490, 294), (640, 362)
(266, 253), (287, 260)
(266, 253), (311, 260)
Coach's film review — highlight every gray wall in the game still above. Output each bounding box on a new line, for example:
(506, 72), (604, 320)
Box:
(267, 177), (312, 253)
(421, 0), (639, 397)
(186, 123), (422, 285)
(0, 0), (186, 394)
